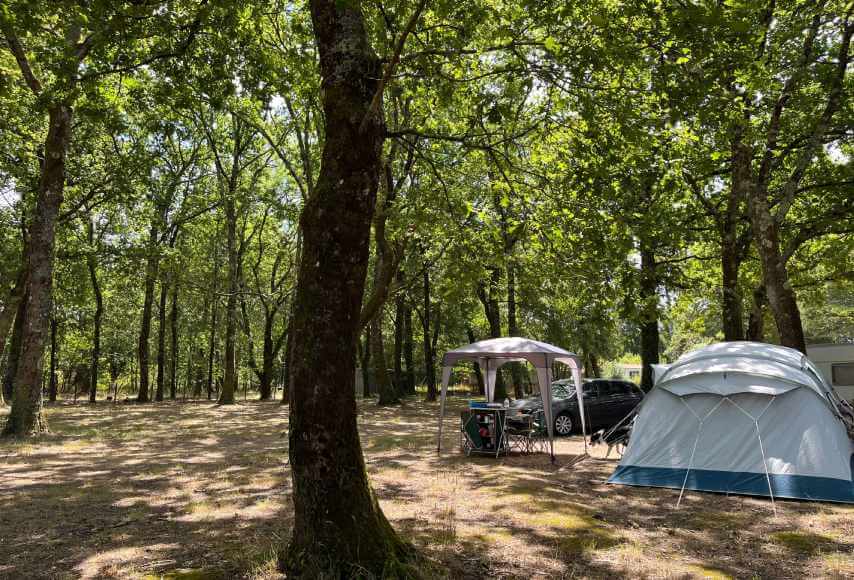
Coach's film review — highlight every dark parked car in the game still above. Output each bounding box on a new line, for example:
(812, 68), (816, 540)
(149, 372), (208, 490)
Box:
(509, 378), (643, 436)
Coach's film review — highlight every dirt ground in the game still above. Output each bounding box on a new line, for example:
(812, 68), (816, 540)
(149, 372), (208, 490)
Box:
(0, 399), (852, 579)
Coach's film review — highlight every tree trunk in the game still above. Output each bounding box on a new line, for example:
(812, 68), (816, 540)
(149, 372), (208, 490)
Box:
(748, 194), (806, 352)
(219, 198), (238, 405)
(403, 303), (415, 395)
(282, 1), (408, 575)
(506, 265), (524, 398)
(359, 331), (372, 397)
(258, 315), (274, 400)
(155, 278), (168, 402)
(0, 266), (26, 362)
(88, 221), (102, 404)
(747, 284), (767, 342)
(639, 244), (659, 392)
(169, 282), (179, 400)
(206, 276), (219, 401)
(281, 313), (293, 403)
(422, 267), (437, 401)
(137, 223), (159, 403)
(48, 317), (58, 402)
(373, 310), (398, 406)
(477, 269), (507, 400)
(721, 129), (750, 341)
(3, 104), (71, 436)
(393, 273), (405, 395)
(2, 294), (26, 403)
(466, 327), (485, 395)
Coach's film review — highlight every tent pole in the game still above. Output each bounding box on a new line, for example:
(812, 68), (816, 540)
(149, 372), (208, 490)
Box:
(730, 395), (778, 516)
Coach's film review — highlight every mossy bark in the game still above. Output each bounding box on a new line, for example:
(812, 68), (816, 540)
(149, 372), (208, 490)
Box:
(282, 0), (411, 576)
(3, 104), (71, 436)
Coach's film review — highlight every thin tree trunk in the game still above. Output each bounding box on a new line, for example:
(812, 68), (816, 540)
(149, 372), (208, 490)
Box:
(477, 269), (507, 400)
(282, 1), (408, 573)
(3, 294), (26, 403)
(87, 221), (102, 404)
(48, 317), (58, 402)
(206, 276), (219, 401)
(4, 103), (71, 436)
(155, 278), (168, 402)
(506, 265), (524, 398)
(0, 265), (26, 362)
(423, 267), (436, 401)
(747, 284), (767, 342)
(639, 244), (659, 392)
(393, 273), (405, 395)
(466, 327), (485, 395)
(169, 281), (179, 400)
(137, 223), (159, 403)
(373, 309), (398, 405)
(721, 129), (750, 341)
(258, 316), (274, 400)
(219, 198), (238, 405)
(403, 303), (415, 395)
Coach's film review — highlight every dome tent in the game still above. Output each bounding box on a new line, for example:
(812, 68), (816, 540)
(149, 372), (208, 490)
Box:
(436, 337), (587, 461)
(608, 342), (854, 504)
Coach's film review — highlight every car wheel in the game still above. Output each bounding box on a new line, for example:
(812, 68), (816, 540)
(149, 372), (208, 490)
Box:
(554, 412), (573, 436)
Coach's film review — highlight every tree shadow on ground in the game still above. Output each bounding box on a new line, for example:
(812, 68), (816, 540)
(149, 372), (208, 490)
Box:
(0, 397), (852, 579)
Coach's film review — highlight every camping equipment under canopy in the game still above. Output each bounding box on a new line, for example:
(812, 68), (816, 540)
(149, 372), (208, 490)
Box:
(437, 337), (587, 461)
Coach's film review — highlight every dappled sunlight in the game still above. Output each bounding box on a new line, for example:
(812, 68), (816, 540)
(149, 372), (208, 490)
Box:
(1, 398), (852, 578)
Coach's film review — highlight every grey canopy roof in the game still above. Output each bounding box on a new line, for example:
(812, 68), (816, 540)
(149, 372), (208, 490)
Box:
(441, 336), (581, 369)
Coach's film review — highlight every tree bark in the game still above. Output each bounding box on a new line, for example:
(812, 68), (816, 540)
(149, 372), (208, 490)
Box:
(477, 268), (507, 400)
(422, 267), (437, 401)
(169, 281), (179, 400)
(0, 266), (26, 363)
(282, 1), (408, 575)
(258, 315), (275, 400)
(747, 194), (806, 352)
(87, 220), (102, 404)
(219, 197), (239, 405)
(48, 317), (58, 402)
(392, 271), (405, 395)
(639, 244), (659, 392)
(506, 264), (524, 398)
(402, 303), (415, 395)
(466, 327), (486, 395)
(720, 128), (750, 341)
(155, 278), (168, 402)
(137, 223), (159, 403)
(3, 104), (71, 436)
(747, 284), (767, 342)
(3, 293), (26, 403)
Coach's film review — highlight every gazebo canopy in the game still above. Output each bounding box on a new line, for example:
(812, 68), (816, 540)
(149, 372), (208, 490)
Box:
(437, 337), (588, 461)
(442, 337), (582, 369)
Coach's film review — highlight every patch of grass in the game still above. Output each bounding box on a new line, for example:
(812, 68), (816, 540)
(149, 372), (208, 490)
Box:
(823, 552), (854, 577)
(143, 569), (222, 580)
(556, 531), (622, 556)
(770, 531), (836, 555)
(686, 564), (733, 579)
(434, 507), (457, 545)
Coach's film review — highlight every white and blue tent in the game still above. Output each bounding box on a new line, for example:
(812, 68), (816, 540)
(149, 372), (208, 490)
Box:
(609, 342), (854, 504)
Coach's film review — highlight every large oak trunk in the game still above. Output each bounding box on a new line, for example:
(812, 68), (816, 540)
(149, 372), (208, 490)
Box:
(282, 0), (408, 575)
(4, 104), (71, 436)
